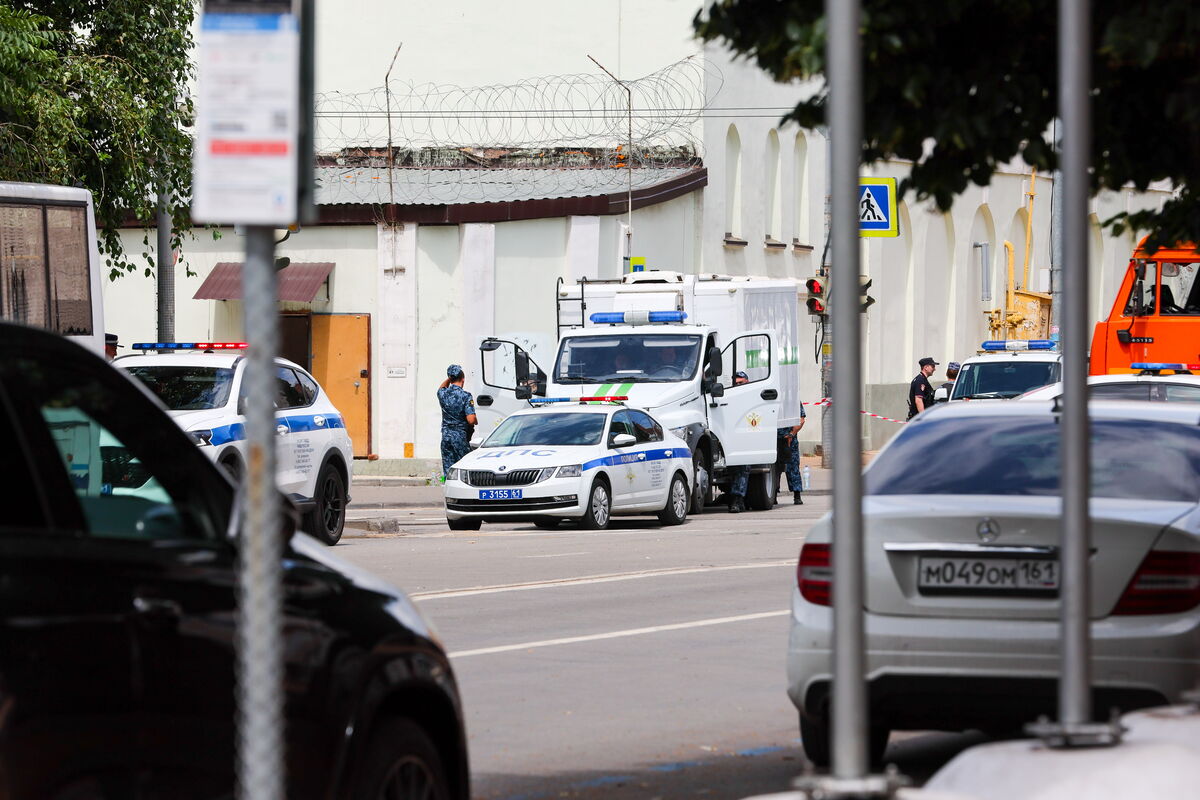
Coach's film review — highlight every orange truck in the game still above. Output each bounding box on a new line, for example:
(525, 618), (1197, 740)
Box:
(1089, 240), (1200, 374)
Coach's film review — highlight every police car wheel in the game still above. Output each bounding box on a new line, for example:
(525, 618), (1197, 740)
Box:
(447, 517), (482, 531)
(580, 480), (611, 530)
(307, 464), (347, 545)
(219, 454), (243, 483)
(657, 473), (689, 526)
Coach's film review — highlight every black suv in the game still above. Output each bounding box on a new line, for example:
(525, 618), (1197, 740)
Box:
(0, 322), (468, 800)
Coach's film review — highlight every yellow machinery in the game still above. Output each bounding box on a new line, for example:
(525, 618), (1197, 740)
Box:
(986, 171), (1052, 340)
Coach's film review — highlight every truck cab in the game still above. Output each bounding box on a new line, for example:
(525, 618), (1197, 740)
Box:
(1089, 242), (1200, 374)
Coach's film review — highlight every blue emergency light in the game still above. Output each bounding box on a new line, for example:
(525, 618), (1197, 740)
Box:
(132, 342), (248, 350)
(980, 339), (1056, 351)
(589, 311), (687, 325)
(528, 397), (573, 404)
(1131, 363), (1199, 371)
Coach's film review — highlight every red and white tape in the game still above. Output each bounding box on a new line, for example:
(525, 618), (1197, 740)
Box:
(801, 398), (906, 424)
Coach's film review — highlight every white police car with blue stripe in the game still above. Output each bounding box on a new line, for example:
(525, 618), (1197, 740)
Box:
(444, 398), (692, 530)
(117, 342), (354, 544)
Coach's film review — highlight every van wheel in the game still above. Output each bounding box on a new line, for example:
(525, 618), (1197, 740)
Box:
(580, 480), (611, 530)
(657, 473), (689, 526)
(447, 518), (482, 531)
(354, 718), (450, 800)
(691, 451), (713, 513)
(746, 468), (776, 511)
(306, 463), (347, 545)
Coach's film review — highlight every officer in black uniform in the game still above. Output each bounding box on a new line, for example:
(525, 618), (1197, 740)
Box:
(907, 357), (938, 419)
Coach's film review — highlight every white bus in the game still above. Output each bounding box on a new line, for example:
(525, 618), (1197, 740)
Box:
(0, 181), (105, 354)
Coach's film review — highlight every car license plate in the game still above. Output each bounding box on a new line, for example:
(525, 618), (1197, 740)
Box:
(917, 557), (1058, 593)
(479, 489), (522, 500)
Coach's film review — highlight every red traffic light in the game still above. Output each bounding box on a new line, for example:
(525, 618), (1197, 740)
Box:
(806, 298), (827, 314)
(805, 277), (825, 294)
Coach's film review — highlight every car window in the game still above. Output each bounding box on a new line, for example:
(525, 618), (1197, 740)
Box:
(275, 366), (309, 409)
(1162, 383), (1200, 403)
(628, 410), (662, 443)
(2, 357), (228, 541)
(609, 410), (637, 444)
(1090, 383), (1151, 401)
(124, 365), (235, 410)
(951, 361), (1060, 399)
(295, 370), (319, 404)
(865, 417), (1200, 502)
(482, 412), (606, 447)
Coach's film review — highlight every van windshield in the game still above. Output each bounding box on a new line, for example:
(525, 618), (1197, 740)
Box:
(554, 334), (702, 384)
(950, 360), (1060, 400)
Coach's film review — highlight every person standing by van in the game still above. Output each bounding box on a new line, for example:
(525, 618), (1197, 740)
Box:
(437, 364), (477, 479)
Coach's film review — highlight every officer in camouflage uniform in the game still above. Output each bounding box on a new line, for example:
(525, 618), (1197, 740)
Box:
(777, 400), (807, 505)
(437, 364), (478, 479)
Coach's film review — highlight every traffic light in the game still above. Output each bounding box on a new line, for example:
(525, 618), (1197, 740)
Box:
(805, 276), (828, 316)
(858, 275), (875, 313)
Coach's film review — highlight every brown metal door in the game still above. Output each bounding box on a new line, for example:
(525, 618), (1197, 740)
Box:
(311, 314), (370, 457)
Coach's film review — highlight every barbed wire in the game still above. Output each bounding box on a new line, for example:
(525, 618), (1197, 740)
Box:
(313, 56), (724, 205)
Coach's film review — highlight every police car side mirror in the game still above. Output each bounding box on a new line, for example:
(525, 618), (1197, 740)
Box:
(610, 433), (636, 448)
(514, 385), (532, 400)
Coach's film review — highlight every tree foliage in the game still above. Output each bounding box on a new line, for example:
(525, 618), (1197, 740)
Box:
(695, 1), (1200, 251)
(0, 0), (196, 278)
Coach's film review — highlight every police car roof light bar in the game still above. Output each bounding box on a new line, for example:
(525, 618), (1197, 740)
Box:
(1131, 362), (1199, 373)
(588, 311), (687, 325)
(577, 395), (628, 403)
(980, 339), (1056, 351)
(528, 397), (573, 404)
(131, 342), (249, 351)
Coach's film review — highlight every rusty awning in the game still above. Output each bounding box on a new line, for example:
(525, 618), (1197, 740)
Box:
(193, 262), (334, 303)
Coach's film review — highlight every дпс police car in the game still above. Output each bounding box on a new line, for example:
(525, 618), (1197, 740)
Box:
(947, 339), (1063, 401)
(443, 397), (692, 531)
(117, 342), (353, 544)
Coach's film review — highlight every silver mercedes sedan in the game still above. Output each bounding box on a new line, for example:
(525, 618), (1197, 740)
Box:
(787, 400), (1200, 766)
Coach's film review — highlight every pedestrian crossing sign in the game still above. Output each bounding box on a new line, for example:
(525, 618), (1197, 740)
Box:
(859, 178), (898, 238)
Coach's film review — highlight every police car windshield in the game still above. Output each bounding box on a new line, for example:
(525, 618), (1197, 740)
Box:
(554, 334), (702, 384)
(124, 365), (235, 411)
(951, 361), (1060, 400)
(483, 412), (606, 447)
(866, 417), (1200, 502)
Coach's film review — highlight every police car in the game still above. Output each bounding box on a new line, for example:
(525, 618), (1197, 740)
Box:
(948, 339), (1063, 401)
(117, 342), (354, 544)
(443, 398), (692, 531)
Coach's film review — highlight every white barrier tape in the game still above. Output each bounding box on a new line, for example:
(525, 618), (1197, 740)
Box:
(802, 398), (906, 424)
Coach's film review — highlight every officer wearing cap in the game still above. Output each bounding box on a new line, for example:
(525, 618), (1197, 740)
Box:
(727, 371), (751, 513)
(777, 394), (807, 505)
(908, 357), (939, 419)
(437, 364), (478, 480)
(104, 333), (122, 362)
(933, 361), (961, 404)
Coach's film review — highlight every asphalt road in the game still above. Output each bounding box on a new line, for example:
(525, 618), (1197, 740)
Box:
(334, 472), (980, 799)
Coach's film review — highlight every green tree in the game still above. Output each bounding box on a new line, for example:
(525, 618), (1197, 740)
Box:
(0, 0), (196, 278)
(694, 1), (1200, 251)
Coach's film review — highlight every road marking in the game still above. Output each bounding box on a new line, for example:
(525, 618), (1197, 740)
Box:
(520, 551), (589, 559)
(448, 610), (789, 658)
(409, 560), (794, 600)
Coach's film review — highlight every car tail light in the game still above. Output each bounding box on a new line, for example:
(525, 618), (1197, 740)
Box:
(1112, 551), (1200, 616)
(798, 543), (832, 606)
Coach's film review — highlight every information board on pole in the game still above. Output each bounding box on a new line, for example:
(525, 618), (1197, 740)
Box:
(193, 1), (300, 225)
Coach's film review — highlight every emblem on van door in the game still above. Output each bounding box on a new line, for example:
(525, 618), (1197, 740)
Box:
(976, 518), (1000, 543)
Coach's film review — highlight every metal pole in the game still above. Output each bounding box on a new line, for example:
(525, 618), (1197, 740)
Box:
(1050, 119), (1063, 345)
(587, 55), (633, 269)
(156, 187), (174, 343)
(821, 133), (833, 470)
(828, 0), (867, 779)
(1058, 0), (1092, 729)
(237, 226), (284, 800)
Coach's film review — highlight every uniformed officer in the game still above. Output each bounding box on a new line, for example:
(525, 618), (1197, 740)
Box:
(437, 364), (478, 479)
(908, 357), (939, 419)
(777, 398), (807, 504)
(727, 371), (751, 513)
(104, 332), (122, 362)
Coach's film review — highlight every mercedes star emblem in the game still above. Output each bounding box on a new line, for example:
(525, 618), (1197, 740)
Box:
(976, 518), (1000, 543)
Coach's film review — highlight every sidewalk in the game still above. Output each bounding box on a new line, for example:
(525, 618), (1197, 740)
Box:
(346, 456), (835, 533)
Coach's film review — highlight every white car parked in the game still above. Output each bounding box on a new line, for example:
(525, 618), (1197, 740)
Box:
(1018, 370), (1200, 403)
(443, 400), (692, 531)
(118, 343), (354, 544)
(788, 400), (1200, 767)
